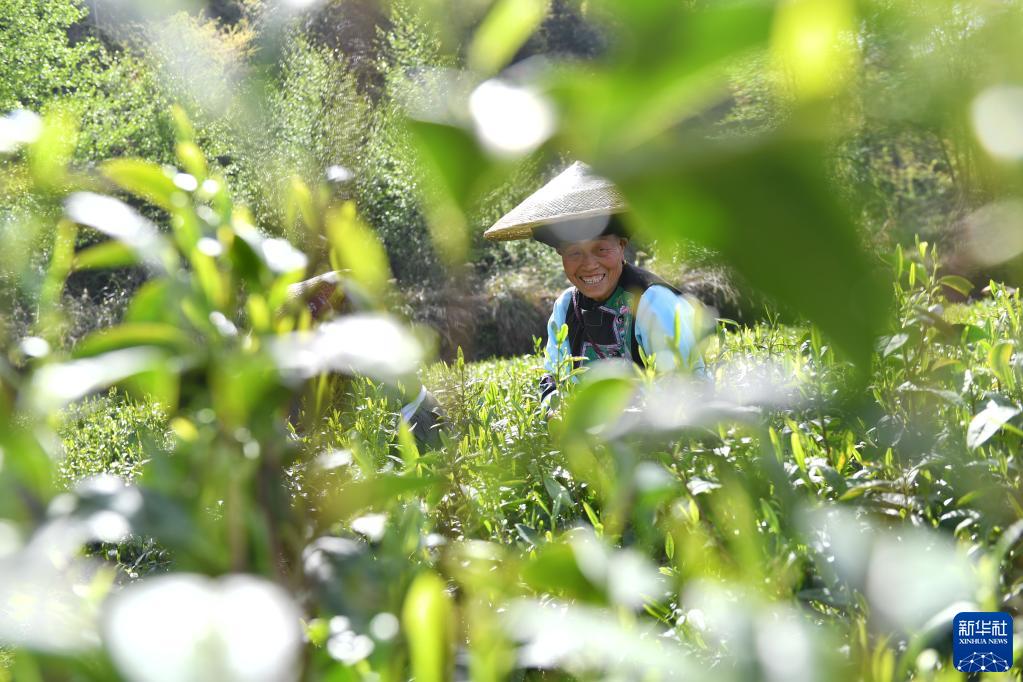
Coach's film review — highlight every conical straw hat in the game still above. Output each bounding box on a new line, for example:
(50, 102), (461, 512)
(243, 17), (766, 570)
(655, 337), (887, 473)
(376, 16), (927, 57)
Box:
(484, 161), (627, 241)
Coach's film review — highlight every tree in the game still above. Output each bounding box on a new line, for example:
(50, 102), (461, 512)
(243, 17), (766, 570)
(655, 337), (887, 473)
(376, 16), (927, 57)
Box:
(0, 0), (99, 111)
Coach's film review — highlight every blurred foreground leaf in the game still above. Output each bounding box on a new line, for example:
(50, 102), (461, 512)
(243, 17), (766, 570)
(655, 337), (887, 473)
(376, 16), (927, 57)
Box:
(65, 192), (175, 272)
(100, 159), (182, 212)
(504, 599), (696, 679)
(317, 475), (439, 527)
(468, 0), (548, 76)
(618, 142), (890, 369)
(103, 574), (303, 682)
(403, 572), (454, 682)
(26, 348), (169, 413)
(73, 323), (192, 357)
(272, 315), (424, 385)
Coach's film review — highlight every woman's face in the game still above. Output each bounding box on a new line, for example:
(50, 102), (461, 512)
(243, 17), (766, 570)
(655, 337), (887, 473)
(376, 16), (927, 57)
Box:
(558, 235), (628, 301)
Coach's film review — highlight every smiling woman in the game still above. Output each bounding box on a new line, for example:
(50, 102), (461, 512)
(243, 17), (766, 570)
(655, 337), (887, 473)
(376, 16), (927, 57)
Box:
(484, 162), (708, 409)
(557, 234), (627, 301)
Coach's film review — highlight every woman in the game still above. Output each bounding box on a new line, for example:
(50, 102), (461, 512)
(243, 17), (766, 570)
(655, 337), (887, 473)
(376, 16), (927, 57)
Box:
(484, 162), (706, 407)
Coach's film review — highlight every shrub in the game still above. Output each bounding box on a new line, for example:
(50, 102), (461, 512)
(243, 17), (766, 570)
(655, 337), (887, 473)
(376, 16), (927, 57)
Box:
(0, 0), (98, 112)
(231, 36), (372, 246)
(69, 50), (176, 164)
(57, 389), (170, 485)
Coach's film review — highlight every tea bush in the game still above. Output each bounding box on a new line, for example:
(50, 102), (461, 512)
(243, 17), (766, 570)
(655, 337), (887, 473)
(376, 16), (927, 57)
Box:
(6, 1), (1023, 680)
(57, 389), (170, 485)
(45, 237), (1023, 679)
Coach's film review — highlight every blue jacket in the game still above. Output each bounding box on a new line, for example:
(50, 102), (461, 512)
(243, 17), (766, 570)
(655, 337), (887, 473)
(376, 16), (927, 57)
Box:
(540, 264), (705, 402)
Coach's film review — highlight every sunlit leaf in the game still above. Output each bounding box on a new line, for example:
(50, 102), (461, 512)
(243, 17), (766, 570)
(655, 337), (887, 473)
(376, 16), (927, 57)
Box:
(560, 375), (635, 441)
(27, 108), (77, 189)
(176, 141), (207, 181)
(468, 0), (547, 75)
(285, 176), (317, 233)
(325, 203), (391, 299)
(73, 323), (192, 358)
(504, 599), (695, 678)
(961, 324), (989, 344)
(397, 421), (421, 468)
(125, 280), (174, 324)
(882, 333), (909, 358)
(515, 523), (542, 547)
(608, 373), (782, 440)
(272, 314), (424, 384)
(103, 574), (302, 682)
(569, 531), (665, 609)
(790, 431), (807, 473)
(0, 109), (42, 154)
(65, 192), (174, 271)
(402, 572), (454, 682)
(234, 220), (308, 275)
(938, 275), (974, 297)
(101, 159), (182, 212)
(967, 400), (1021, 449)
(73, 240), (139, 270)
(543, 474), (574, 512)
(770, 0), (858, 101)
(209, 352), (280, 428)
(170, 104), (195, 143)
(37, 220), (76, 344)
(808, 508), (977, 631)
(554, 1), (774, 151)
(317, 475), (439, 525)
(0, 526), (104, 653)
(993, 519), (1023, 565)
(25, 348), (167, 413)
(896, 382), (964, 406)
(408, 120), (489, 263)
(987, 341), (1015, 385)
(521, 543), (599, 600)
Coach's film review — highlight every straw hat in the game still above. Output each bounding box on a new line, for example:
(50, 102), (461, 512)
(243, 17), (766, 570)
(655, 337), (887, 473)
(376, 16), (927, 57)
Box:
(484, 161), (627, 241)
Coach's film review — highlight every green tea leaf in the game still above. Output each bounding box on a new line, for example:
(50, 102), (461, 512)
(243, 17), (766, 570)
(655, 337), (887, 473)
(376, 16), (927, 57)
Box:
(790, 431), (807, 473)
(938, 275), (974, 297)
(325, 203), (392, 299)
(516, 523), (543, 547)
(988, 341), (1015, 384)
(73, 240), (139, 270)
(408, 120), (490, 263)
(318, 475), (439, 525)
(967, 400), (1021, 449)
(175, 141), (207, 182)
(522, 542), (599, 598)
(28, 108), (77, 189)
(882, 333), (909, 358)
(560, 376), (635, 442)
(73, 323), (192, 358)
(126, 280), (173, 324)
(543, 474), (574, 510)
(468, 0), (548, 75)
(65, 192), (175, 271)
(26, 348), (167, 412)
(101, 159), (181, 211)
(403, 572), (454, 682)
